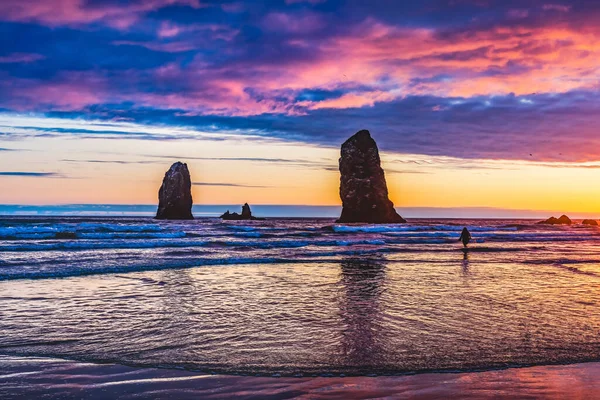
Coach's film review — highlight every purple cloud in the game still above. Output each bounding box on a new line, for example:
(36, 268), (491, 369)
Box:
(0, 0), (600, 163)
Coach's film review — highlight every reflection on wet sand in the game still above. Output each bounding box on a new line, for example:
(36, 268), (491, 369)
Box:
(462, 250), (470, 274)
(3, 259), (600, 376)
(338, 259), (387, 369)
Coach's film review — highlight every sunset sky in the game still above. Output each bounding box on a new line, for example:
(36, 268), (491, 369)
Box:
(1, 0), (600, 214)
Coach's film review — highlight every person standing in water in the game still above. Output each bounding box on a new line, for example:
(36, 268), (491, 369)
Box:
(459, 227), (472, 247)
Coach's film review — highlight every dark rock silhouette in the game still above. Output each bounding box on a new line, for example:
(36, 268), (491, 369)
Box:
(155, 162), (193, 220)
(556, 215), (572, 224)
(55, 232), (77, 239)
(220, 203), (264, 220)
(582, 219), (598, 226)
(537, 215), (572, 225)
(459, 227), (471, 247)
(337, 130), (405, 223)
(241, 203), (252, 219)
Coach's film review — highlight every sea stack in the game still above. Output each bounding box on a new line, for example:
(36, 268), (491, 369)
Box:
(241, 203), (252, 219)
(337, 130), (406, 223)
(155, 162), (193, 220)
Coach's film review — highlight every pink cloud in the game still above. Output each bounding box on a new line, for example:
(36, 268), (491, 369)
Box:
(157, 22), (181, 38)
(1, 72), (107, 111)
(0, 0), (201, 29)
(306, 19), (600, 98)
(0, 53), (45, 63)
(298, 91), (397, 110)
(543, 4), (572, 12)
(507, 9), (530, 19)
(262, 11), (325, 33)
(114, 40), (199, 53)
(221, 2), (245, 13)
(116, 23), (239, 52)
(4, 16), (600, 117)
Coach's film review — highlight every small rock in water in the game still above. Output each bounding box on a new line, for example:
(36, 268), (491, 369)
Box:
(54, 232), (77, 239)
(582, 219), (598, 226)
(537, 215), (572, 225)
(220, 203), (264, 220)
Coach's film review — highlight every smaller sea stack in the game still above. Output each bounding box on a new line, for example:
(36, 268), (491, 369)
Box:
(537, 215), (572, 225)
(155, 162), (193, 220)
(221, 203), (263, 220)
(337, 130), (405, 224)
(582, 219), (598, 226)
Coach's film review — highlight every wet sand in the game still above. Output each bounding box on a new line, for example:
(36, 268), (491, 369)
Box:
(1, 355), (599, 399)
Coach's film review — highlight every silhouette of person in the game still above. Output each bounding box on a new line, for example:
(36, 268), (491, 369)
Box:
(459, 227), (471, 247)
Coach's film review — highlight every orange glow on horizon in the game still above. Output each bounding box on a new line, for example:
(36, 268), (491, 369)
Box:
(3, 133), (600, 216)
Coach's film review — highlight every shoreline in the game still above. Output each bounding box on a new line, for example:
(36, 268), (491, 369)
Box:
(2, 355), (600, 399)
(2, 204), (600, 220)
(4, 351), (600, 378)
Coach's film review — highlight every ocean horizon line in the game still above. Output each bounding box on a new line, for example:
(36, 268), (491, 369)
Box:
(0, 204), (598, 219)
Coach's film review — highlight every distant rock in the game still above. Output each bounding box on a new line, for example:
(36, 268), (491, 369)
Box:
(337, 130), (406, 224)
(55, 232), (77, 239)
(220, 210), (237, 220)
(538, 217), (559, 225)
(558, 215), (572, 224)
(582, 219), (598, 226)
(155, 162), (193, 220)
(537, 215), (572, 225)
(241, 203), (252, 219)
(220, 203), (264, 220)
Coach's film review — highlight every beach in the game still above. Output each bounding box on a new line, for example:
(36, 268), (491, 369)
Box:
(2, 355), (600, 399)
(2, 216), (600, 398)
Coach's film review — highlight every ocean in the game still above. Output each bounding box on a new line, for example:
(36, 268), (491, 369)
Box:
(1, 216), (600, 378)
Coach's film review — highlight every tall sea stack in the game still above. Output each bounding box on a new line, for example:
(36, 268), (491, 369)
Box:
(155, 162), (193, 220)
(337, 130), (406, 224)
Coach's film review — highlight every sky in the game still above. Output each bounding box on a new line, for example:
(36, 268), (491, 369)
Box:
(1, 0), (600, 214)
